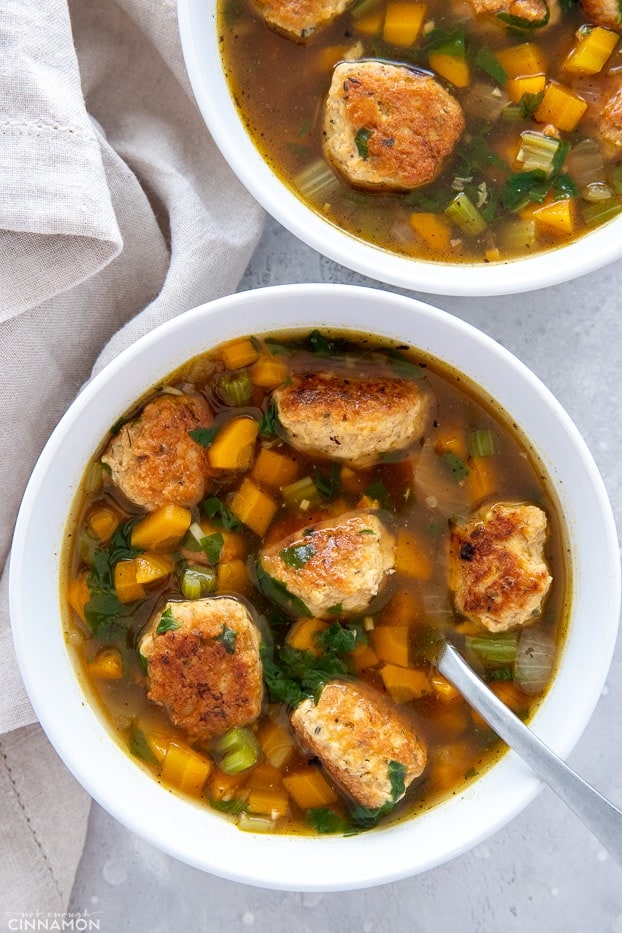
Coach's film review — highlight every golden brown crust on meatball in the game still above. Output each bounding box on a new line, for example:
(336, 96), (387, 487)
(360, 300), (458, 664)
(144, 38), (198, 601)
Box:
(259, 511), (395, 618)
(579, 0), (622, 30)
(273, 367), (430, 466)
(449, 502), (552, 633)
(139, 597), (263, 740)
(290, 680), (427, 810)
(101, 393), (212, 511)
(464, 0), (553, 23)
(323, 60), (465, 191)
(249, 0), (354, 40)
(599, 85), (622, 146)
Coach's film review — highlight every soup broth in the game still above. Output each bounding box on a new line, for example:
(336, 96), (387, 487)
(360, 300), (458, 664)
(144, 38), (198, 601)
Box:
(218, 0), (622, 263)
(64, 329), (569, 835)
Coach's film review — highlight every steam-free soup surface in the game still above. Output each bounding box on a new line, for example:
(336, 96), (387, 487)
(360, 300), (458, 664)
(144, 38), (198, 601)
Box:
(64, 329), (568, 835)
(218, 0), (622, 262)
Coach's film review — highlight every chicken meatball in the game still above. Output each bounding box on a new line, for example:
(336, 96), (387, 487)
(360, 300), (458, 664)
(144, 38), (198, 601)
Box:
(579, 0), (621, 30)
(139, 597), (264, 740)
(599, 85), (622, 147)
(449, 502), (552, 633)
(272, 367), (430, 466)
(290, 680), (427, 811)
(464, 0), (555, 25)
(101, 393), (212, 511)
(323, 60), (465, 191)
(249, 0), (354, 40)
(259, 511), (395, 618)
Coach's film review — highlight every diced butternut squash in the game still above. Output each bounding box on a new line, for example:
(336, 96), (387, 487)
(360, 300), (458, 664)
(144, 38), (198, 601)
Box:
(230, 478), (277, 536)
(113, 560), (145, 603)
(371, 625), (410, 667)
(247, 785), (290, 818)
(161, 741), (212, 796)
(428, 51), (470, 87)
(208, 417), (259, 471)
(379, 588), (420, 626)
(134, 551), (174, 585)
(250, 353), (289, 388)
(355, 9), (384, 34)
(494, 42), (547, 79)
(353, 641), (380, 672)
(563, 25), (618, 76)
(428, 740), (474, 791)
(339, 464), (367, 496)
(87, 506), (119, 542)
(88, 647), (123, 680)
(383, 1), (426, 46)
(219, 338), (259, 370)
(531, 198), (576, 236)
(216, 558), (251, 594)
(409, 212), (452, 252)
(207, 766), (248, 802)
(467, 454), (498, 502)
(433, 426), (468, 458)
(286, 617), (329, 655)
(130, 504), (192, 551)
(534, 82), (588, 132)
(380, 663), (432, 703)
(144, 729), (178, 764)
(67, 573), (90, 623)
(251, 447), (300, 488)
(432, 702), (471, 737)
(257, 719), (296, 768)
(283, 766), (338, 809)
(506, 73), (546, 104)
(394, 528), (433, 580)
(430, 671), (460, 702)
(470, 681), (529, 728)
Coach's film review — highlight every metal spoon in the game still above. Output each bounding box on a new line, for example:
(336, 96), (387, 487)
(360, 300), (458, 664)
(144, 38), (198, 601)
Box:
(438, 642), (622, 863)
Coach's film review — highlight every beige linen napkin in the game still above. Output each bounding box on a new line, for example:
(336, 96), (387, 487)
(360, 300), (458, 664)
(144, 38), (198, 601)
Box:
(0, 0), (263, 920)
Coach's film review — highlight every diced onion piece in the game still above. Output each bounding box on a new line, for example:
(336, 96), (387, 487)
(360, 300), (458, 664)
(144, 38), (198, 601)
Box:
(514, 627), (556, 695)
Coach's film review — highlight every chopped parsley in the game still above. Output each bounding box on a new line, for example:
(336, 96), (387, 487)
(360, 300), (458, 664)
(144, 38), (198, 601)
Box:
(156, 607), (179, 634)
(84, 520), (143, 637)
(201, 496), (242, 530)
(188, 426), (220, 447)
(350, 760), (408, 828)
(279, 542), (316, 568)
(213, 623), (238, 654)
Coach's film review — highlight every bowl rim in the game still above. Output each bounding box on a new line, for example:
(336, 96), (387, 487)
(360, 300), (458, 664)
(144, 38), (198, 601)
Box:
(177, 0), (622, 297)
(9, 283), (621, 890)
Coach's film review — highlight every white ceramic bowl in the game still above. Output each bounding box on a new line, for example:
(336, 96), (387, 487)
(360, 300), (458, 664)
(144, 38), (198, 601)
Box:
(177, 0), (622, 297)
(10, 284), (620, 891)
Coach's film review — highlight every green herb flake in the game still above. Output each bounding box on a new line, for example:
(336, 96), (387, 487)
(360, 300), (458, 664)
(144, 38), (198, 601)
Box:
(129, 726), (159, 767)
(349, 760), (408, 828)
(213, 623), (238, 655)
(188, 426), (220, 447)
(306, 807), (349, 834)
(354, 127), (373, 160)
(156, 607), (179, 635)
(201, 497), (242, 530)
(279, 542), (316, 568)
(255, 564), (312, 617)
(444, 451), (470, 479)
(475, 45), (507, 85)
(200, 532), (225, 565)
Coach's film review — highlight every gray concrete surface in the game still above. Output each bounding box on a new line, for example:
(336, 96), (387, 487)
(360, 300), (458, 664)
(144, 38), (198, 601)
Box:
(68, 215), (622, 932)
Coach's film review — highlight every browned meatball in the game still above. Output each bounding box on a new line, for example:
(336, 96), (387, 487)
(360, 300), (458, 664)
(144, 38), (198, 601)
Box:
(273, 367), (430, 466)
(249, 0), (354, 40)
(579, 0), (621, 30)
(599, 85), (622, 146)
(464, 0), (556, 25)
(101, 393), (212, 511)
(259, 510), (395, 618)
(449, 502), (552, 633)
(139, 597), (263, 740)
(323, 60), (465, 191)
(291, 680), (427, 811)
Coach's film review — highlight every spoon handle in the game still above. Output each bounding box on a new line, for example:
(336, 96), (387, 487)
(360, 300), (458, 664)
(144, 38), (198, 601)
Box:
(438, 643), (622, 864)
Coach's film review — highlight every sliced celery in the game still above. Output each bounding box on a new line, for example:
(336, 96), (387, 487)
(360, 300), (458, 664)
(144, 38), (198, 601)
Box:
(465, 633), (518, 665)
(180, 566), (216, 599)
(282, 475), (322, 509)
(469, 429), (495, 457)
(581, 198), (622, 227)
(515, 131), (567, 177)
(445, 192), (488, 236)
(294, 160), (341, 203)
(216, 369), (253, 406)
(214, 726), (260, 774)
